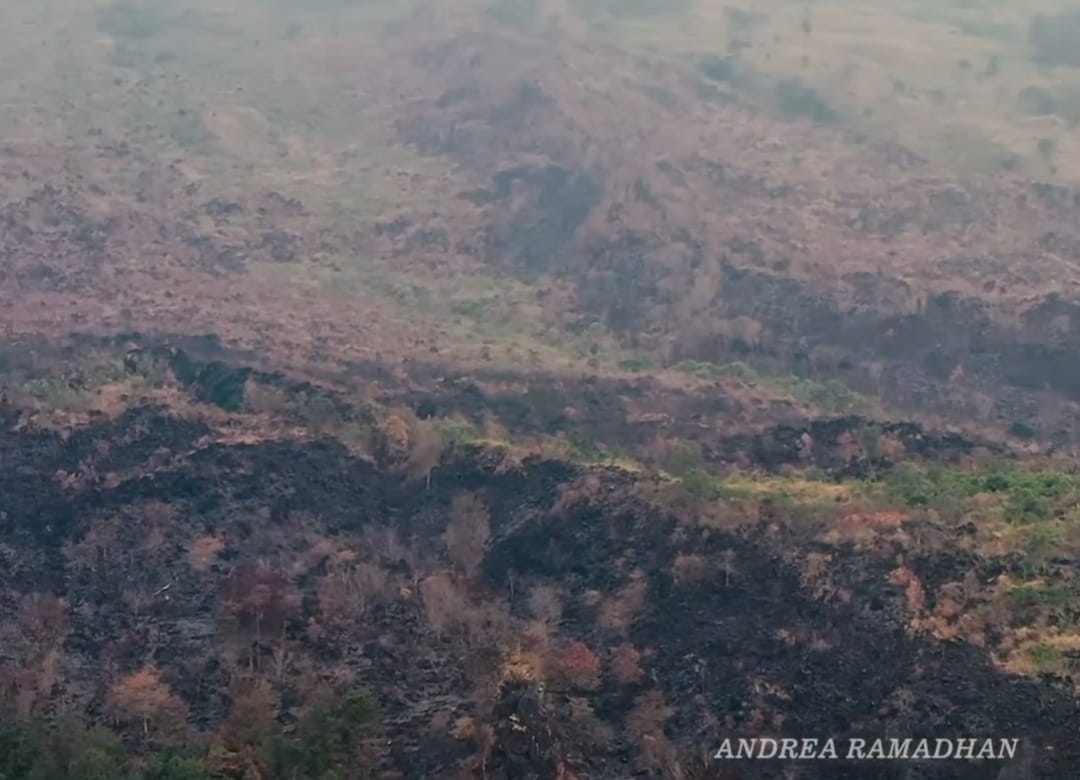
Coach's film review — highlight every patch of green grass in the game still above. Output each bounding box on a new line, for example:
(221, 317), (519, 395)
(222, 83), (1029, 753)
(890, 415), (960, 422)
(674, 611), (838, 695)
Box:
(681, 468), (738, 501)
(97, 2), (204, 40)
(434, 416), (483, 447)
(672, 360), (862, 413)
(542, 435), (641, 470)
(1028, 11), (1080, 67)
(488, 0), (541, 27)
(673, 360), (725, 379)
(1028, 642), (1064, 671)
(678, 468), (853, 506)
(698, 56), (747, 86)
(617, 355), (655, 373)
(1022, 523), (1067, 559)
(775, 79), (838, 123)
(574, 0), (691, 23)
(1004, 581), (1073, 607)
(9, 351), (171, 410)
(660, 440), (705, 476)
(786, 378), (861, 414)
(882, 461), (1080, 522)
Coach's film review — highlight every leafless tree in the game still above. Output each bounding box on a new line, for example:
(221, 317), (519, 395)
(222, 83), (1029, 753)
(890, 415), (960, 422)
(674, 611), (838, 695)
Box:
(445, 492), (491, 580)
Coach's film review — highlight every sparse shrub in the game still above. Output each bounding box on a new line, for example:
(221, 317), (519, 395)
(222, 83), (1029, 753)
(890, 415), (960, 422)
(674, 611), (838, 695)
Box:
(1023, 524), (1066, 559)
(528, 584), (563, 626)
(406, 417), (445, 486)
(598, 574), (649, 635)
(610, 643), (644, 685)
(1017, 86), (1056, 116)
(574, 0), (691, 21)
(673, 553), (709, 585)
(1004, 581), (1072, 607)
(96, 2), (203, 40)
(567, 697), (616, 750)
(660, 439), (705, 476)
(488, 0), (540, 27)
(1037, 137), (1057, 163)
(617, 355), (654, 372)
(420, 573), (469, 640)
(445, 492), (492, 580)
(725, 6), (761, 34)
(317, 562), (388, 633)
(775, 79), (837, 123)
(243, 379), (292, 415)
(1028, 643), (1063, 671)
(789, 377), (862, 413)
(625, 689), (675, 748)
(681, 469), (732, 501)
(1028, 12), (1080, 67)
(674, 359), (723, 379)
(186, 536), (225, 572)
(698, 56), (745, 86)
(18, 593), (68, 647)
(433, 416), (481, 446)
(1017, 85), (1080, 124)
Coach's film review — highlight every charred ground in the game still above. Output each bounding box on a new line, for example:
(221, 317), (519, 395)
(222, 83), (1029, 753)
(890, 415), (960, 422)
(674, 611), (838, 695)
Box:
(3, 393), (1080, 779)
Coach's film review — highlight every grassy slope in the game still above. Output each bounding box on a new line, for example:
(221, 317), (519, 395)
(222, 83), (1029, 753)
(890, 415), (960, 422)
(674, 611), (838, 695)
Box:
(580, 0), (1080, 179)
(2, 0), (1079, 393)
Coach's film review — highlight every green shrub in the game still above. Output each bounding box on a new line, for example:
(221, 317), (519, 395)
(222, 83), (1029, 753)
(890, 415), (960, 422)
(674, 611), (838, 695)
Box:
(97, 2), (203, 39)
(1023, 524), (1066, 559)
(269, 690), (378, 779)
(434, 417), (482, 446)
(1029, 12), (1080, 67)
(882, 461), (1080, 520)
(673, 360), (723, 379)
(1016, 85), (1080, 123)
(1004, 581), (1073, 607)
(0, 693), (378, 779)
(617, 356), (654, 372)
(488, 0), (540, 26)
(788, 378), (861, 413)
(1028, 643), (1063, 671)
(681, 469), (733, 501)
(574, 0), (691, 21)
(775, 79), (837, 123)
(716, 361), (762, 384)
(698, 56), (745, 86)
(662, 440), (705, 476)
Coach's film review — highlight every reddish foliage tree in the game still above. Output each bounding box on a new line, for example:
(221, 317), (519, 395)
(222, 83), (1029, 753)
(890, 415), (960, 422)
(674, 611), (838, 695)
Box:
(548, 641), (601, 691)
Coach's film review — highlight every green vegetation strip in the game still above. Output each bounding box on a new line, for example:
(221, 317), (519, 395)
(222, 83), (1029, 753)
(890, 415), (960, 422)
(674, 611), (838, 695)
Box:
(0, 691), (376, 780)
(672, 360), (862, 414)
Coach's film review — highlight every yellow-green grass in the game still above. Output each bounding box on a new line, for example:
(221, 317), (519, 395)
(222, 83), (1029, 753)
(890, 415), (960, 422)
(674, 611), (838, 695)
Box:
(578, 0), (1080, 181)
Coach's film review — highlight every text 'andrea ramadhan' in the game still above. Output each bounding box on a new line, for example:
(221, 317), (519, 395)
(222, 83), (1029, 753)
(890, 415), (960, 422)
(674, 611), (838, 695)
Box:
(714, 737), (1021, 762)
